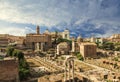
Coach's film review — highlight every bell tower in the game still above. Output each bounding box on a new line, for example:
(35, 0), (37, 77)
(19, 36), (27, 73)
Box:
(36, 25), (40, 34)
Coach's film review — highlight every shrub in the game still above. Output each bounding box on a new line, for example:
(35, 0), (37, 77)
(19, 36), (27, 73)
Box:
(75, 52), (84, 61)
(6, 46), (14, 56)
(6, 47), (30, 81)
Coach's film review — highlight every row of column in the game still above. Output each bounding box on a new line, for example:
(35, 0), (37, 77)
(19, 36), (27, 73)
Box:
(35, 42), (44, 51)
(64, 60), (74, 82)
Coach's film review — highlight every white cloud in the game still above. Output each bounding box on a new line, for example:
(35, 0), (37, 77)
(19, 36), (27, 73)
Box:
(0, 0), (72, 26)
(0, 27), (34, 36)
(0, 0), (120, 37)
(0, 0), (120, 27)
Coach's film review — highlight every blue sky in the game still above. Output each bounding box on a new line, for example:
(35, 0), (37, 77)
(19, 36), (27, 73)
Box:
(0, 0), (120, 37)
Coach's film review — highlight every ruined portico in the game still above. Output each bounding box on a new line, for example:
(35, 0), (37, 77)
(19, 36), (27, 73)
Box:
(64, 56), (75, 82)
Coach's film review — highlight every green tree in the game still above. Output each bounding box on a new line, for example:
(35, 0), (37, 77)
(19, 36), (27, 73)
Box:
(115, 46), (120, 51)
(56, 38), (71, 44)
(114, 57), (118, 61)
(7, 46), (14, 56)
(19, 67), (30, 80)
(96, 39), (101, 47)
(12, 50), (18, 57)
(6, 48), (30, 81)
(18, 53), (30, 81)
(102, 42), (115, 50)
(75, 52), (84, 61)
(17, 51), (24, 61)
(19, 59), (29, 69)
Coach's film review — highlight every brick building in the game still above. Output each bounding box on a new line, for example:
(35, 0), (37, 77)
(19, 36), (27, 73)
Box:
(71, 36), (97, 58)
(0, 59), (19, 82)
(80, 43), (97, 58)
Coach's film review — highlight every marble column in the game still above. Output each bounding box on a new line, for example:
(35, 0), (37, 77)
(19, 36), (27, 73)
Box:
(72, 60), (74, 82)
(57, 45), (59, 55)
(41, 42), (44, 51)
(68, 61), (71, 82)
(64, 62), (67, 82)
(36, 42), (40, 51)
(72, 40), (75, 52)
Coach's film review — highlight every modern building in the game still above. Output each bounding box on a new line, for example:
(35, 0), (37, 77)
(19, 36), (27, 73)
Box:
(25, 26), (52, 51)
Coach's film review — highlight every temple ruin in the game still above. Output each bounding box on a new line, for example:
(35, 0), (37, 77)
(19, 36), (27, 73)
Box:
(25, 25), (52, 51)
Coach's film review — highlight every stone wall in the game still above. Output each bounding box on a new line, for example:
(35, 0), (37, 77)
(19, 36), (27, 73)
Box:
(0, 59), (19, 82)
